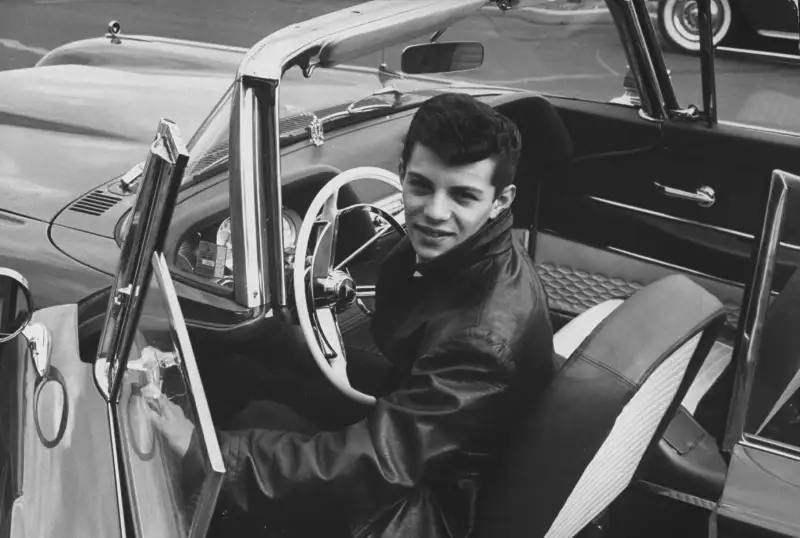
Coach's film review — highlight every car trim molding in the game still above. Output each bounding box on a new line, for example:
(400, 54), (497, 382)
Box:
(588, 196), (800, 253)
(637, 480), (716, 511)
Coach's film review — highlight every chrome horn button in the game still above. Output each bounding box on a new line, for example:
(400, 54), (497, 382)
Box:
(313, 270), (357, 312)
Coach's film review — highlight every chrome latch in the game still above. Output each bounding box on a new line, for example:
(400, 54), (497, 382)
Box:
(22, 323), (52, 379)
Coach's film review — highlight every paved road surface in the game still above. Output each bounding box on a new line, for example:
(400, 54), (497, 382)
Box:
(2, 0), (800, 133)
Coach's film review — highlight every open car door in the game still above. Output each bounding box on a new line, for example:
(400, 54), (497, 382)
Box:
(94, 119), (225, 538)
(715, 169), (800, 537)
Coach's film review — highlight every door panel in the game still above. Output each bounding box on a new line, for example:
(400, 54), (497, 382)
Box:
(535, 98), (800, 334)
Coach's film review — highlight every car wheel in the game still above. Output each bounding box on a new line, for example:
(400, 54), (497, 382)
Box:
(657, 0), (736, 54)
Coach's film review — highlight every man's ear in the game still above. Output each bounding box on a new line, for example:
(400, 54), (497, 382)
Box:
(398, 161), (406, 183)
(490, 184), (516, 219)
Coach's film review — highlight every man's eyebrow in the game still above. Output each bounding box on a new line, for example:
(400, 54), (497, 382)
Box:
(406, 171), (432, 183)
(451, 185), (483, 196)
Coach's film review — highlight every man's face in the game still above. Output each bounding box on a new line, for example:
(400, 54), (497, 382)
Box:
(401, 144), (515, 262)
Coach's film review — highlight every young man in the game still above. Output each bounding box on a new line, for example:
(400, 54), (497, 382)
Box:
(153, 93), (555, 537)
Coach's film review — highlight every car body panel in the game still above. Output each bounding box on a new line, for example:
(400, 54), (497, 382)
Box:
(0, 305), (120, 538)
(0, 212), (108, 310)
(732, 0), (798, 35)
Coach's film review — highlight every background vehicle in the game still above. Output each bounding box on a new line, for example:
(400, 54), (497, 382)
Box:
(657, 0), (799, 54)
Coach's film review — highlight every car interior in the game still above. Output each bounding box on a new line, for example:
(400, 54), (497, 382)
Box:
(69, 84), (800, 537)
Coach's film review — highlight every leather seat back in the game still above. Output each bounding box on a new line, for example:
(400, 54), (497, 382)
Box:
(474, 274), (726, 538)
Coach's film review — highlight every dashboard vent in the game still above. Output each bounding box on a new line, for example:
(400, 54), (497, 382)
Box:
(68, 190), (123, 216)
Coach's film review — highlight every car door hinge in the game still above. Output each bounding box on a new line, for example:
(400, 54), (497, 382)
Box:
(111, 284), (133, 319)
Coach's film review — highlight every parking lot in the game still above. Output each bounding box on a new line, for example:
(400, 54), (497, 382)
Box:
(1, 0), (800, 134)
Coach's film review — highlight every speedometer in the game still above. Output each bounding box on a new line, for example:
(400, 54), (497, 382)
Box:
(215, 210), (299, 273)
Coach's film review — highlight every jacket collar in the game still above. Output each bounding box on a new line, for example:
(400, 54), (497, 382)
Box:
(410, 208), (514, 281)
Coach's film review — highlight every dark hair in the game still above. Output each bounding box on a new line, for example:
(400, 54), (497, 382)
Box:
(400, 93), (522, 195)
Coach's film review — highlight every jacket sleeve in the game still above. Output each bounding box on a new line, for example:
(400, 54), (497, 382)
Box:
(215, 327), (515, 519)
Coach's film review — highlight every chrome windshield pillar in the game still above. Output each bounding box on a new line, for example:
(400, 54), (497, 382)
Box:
(229, 81), (270, 308)
(607, 0), (669, 121)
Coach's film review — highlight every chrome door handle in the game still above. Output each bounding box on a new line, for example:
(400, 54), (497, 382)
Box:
(655, 183), (716, 208)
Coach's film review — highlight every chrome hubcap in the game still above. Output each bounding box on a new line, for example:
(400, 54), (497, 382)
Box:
(672, 0), (724, 41)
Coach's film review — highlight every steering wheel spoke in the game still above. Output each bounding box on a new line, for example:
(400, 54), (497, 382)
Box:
(312, 306), (345, 361)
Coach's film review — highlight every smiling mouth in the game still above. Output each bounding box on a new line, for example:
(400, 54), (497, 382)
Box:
(415, 224), (454, 238)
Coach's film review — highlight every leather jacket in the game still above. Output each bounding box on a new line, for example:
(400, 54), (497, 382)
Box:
(215, 209), (555, 537)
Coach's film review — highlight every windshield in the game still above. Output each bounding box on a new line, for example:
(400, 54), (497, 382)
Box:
(179, 61), (486, 190)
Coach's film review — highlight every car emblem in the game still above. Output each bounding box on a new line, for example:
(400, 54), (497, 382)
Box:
(308, 114), (325, 147)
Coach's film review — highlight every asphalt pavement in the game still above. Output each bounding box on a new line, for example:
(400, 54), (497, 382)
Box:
(2, 0), (800, 134)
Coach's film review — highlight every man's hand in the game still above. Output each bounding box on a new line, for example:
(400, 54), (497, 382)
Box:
(149, 395), (195, 458)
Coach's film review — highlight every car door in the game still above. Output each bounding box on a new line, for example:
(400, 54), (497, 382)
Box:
(93, 118), (225, 538)
(526, 0), (800, 339)
(714, 170), (800, 537)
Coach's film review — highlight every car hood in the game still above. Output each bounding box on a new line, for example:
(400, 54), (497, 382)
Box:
(0, 64), (231, 222)
(0, 59), (457, 224)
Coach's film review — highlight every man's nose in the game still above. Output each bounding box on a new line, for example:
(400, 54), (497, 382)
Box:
(423, 192), (450, 221)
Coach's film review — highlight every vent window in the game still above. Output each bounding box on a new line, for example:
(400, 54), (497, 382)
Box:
(68, 190), (123, 216)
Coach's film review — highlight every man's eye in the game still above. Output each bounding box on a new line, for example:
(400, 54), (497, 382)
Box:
(455, 191), (478, 202)
(408, 179), (431, 191)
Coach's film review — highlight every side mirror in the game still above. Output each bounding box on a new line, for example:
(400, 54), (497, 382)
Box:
(400, 42), (484, 75)
(0, 268), (33, 344)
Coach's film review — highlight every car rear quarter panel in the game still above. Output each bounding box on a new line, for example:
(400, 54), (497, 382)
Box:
(0, 314), (120, 538)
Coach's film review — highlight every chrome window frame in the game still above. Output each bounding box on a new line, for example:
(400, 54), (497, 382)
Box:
(724, 169), (800, 453)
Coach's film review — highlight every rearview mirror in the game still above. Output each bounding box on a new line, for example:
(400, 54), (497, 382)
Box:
(0, 268), (33, 344)
(400, 42), (484, 75)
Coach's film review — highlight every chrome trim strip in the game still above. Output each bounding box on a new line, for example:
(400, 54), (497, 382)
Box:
(107, 401), (129, 538)
(230, 82), (268, 308)
(741, 434), (800, 462)
(606, 0), (666, 121)
(724, 170), (800, 451)
(756, 30), (800, 40)
(588, 196), (800, 253)
(95, 119), (189, 403)
(718, 120), (800, 139)
(625, 0), (668, 119)
(717, 45), (800, 63)
(261, 83), (288, 309)
(637, 481), (717, 511)
(603, 244), (744, 289)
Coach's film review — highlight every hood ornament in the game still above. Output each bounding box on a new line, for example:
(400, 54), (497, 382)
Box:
(105, 20), (122, 44)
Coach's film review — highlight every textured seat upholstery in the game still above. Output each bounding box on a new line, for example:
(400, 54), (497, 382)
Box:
(474, 274), (726, 538)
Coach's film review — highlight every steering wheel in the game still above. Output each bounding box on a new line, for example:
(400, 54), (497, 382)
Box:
(292, 167), (405, 405)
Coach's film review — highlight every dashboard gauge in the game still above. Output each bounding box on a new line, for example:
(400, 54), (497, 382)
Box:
(215, 217), (234, 271)
(282, 210), (299, 251)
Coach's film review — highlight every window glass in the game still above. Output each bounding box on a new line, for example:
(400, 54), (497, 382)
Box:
(703, 0), (799, 133)
(115, 258), (223, 537)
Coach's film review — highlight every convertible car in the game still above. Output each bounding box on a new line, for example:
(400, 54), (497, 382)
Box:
(2, 0), (800, 536)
